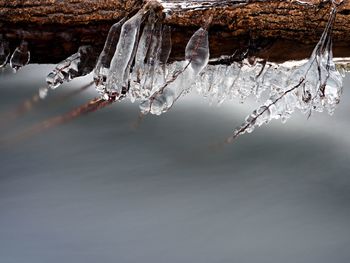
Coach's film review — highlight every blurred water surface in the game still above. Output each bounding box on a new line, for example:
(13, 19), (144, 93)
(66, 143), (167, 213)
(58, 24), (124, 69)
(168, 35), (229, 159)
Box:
(0, 65), (350, 263)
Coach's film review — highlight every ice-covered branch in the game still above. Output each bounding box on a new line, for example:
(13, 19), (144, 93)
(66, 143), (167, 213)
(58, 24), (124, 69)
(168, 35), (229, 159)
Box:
(39, 46), (96, 99)
(227, 6), (342, 141)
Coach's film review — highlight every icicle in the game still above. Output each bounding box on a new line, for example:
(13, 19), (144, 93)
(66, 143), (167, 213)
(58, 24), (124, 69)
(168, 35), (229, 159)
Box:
(140, 27), (209, 115)
(194, 56), (288, 105)
(148, 25), (172, 95)
(129, 21), (172, 102)
(185, 28), (210, 74)
(158, 26), (172, 69)
(106, 9), (145, 99)
(229, 6), (342, 141)
(9, 40), (30, 72)
(129, 10), (158, 101)
(0, 35), (10, 68)
(140, 20), (164, 97)
(46, 45), (94, 91)
(93, 17), (127, 93)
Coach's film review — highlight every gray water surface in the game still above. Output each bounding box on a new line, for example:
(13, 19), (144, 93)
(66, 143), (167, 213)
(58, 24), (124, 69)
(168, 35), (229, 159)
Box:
(0, 65), (350, 263)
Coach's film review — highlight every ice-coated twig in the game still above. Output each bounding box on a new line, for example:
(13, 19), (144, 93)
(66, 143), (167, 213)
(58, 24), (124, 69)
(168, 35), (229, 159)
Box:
(227, 6), (342, 142)
(3, 96), (114, 144)
(140, 26), (209, 115)
(0, 82), (93, 128)
(43, 45), (95, 99)
(227, 78), (305, 143)
(9, 40), (30, 72)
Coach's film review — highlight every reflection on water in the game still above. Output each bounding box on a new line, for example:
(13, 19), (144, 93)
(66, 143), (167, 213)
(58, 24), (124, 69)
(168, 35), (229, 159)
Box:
(0, 65), (350, 263)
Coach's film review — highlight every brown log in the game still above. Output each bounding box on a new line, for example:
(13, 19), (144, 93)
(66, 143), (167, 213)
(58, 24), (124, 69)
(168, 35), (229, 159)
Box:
(0, 0), (350, 64)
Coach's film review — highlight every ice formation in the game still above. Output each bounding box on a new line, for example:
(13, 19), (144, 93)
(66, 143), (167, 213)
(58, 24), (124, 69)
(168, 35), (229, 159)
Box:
(139, 26), (209, 115)
(41, 46), (95, 99)
(94, 18), (127, 93)
(5, 0), (344, 142)
(129, 12), (171, 101)
(105, 9), (145, 99)
(87, 0), (344, 141)
(46, 46), (94, 89)
(228, 7), (342, 141)
(9, 40), (30, 72)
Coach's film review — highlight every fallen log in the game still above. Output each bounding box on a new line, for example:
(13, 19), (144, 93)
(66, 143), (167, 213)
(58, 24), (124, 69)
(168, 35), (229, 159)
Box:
(0, 0), (349, 64)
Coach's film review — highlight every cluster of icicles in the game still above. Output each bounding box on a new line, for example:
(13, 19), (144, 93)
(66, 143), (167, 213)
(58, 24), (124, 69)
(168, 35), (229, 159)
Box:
(1, 1), (346, 141)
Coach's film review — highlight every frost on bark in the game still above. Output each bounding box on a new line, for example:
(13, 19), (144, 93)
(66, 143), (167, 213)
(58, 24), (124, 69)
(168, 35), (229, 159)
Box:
(1, 0), (350, 142)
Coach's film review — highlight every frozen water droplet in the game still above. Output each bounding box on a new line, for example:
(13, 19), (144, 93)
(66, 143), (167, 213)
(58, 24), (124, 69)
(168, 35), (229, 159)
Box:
(146, 88), (176, 115)
(185, 27), (209, 75)
(10, 40), (30, 72)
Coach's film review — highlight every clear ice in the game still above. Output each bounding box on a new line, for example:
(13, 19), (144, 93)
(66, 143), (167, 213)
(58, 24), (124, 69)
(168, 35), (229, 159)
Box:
(229, 7), (342, 140)
(10, 40), (30, 72)
(106, 9), (145, 99)
(46, 45), (94, 90)
(139, 27), (209, 115)
(129, 10), (165, 101)
(86, 1), (346, 141)
(39, 46), (95, 99)
(94, 17), (127, 93)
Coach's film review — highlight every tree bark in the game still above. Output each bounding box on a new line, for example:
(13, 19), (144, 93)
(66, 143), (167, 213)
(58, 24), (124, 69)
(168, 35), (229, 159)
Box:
(1, 0), (350, 64)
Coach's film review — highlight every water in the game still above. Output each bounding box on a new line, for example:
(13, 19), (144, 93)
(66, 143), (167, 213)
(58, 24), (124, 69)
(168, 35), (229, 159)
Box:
(0, 65), (350, 263)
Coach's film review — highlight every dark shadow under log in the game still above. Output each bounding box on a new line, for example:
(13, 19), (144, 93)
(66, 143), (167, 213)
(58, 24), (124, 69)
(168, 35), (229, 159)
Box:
(1, 0), (350, 64)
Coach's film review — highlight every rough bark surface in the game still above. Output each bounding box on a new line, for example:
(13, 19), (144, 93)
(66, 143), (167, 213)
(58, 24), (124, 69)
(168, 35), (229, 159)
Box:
(1, 0), (350, 64)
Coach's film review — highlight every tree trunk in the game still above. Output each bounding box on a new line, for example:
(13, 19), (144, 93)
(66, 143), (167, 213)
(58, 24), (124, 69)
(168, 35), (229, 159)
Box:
(1, 0), (350, 64)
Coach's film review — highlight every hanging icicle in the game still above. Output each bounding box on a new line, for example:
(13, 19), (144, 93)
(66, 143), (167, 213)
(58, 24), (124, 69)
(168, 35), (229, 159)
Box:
(94, 17), (127, 94)
(46, 45), (95, 91)
(10, 40), (30, 72)
(105, 9), (145, 99)
(39, 45), (95, 99)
